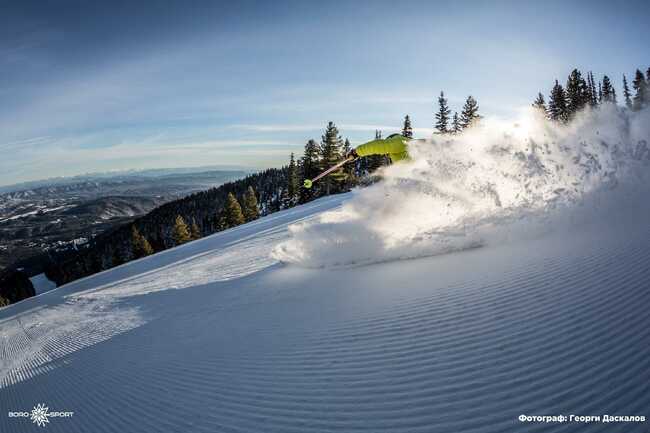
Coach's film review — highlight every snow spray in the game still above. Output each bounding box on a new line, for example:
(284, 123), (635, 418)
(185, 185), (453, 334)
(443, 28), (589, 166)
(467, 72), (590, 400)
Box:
(273, 105), (650, 267)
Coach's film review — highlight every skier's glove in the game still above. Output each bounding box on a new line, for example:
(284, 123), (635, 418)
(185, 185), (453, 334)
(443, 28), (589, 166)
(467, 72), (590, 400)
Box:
(346, 148), (359, 159)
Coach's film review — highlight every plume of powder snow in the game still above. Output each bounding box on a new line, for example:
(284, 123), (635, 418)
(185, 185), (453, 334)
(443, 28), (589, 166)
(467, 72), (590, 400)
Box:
(273, 105), (650, 268)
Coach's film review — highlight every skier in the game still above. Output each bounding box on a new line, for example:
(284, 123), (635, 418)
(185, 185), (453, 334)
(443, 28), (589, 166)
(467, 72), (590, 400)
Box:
(345, 133), (410, 162)
(303, 133), (412, 189)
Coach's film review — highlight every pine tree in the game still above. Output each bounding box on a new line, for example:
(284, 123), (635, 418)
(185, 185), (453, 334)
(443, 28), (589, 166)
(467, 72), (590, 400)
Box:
(172, 215), (191, 245)
(632, 69), (648, 111)
(299, 139), (320, 203)
(580, 76), (590, 106)
(601, 75), (615, 103)
(401, 115), (413, 138)
(342, 138), (356, 185)
(375, 130), (382, 139)
(223, 192), (245, 227)
(319, 121), (346, 195)
(565, 69), (587, 115)
(434, 91), (451, 134)
(111, 246), (124, 267)
(301, 140), (320, 179)
(532, 92), (547, 115)
(647, 67), (650, 83)
(0, 295), (8, 307)
(280, 187), (290, 209)
(623, 74), (633, 109)
(242, 186), (259, 222)
(190, 220), (201, 240)
(215, 211), (228, 231)
(548, 80), (568, 122)
(286, 152), (299, 204)
(598, 81), (602, 103)
(585, 72), (593, 106)
(459, 95), (481, 129)
(588, 72), (598, 106)
(451, 112), (461, 133)
(343, 138), (352, 155)
(131, 226), (154, 258)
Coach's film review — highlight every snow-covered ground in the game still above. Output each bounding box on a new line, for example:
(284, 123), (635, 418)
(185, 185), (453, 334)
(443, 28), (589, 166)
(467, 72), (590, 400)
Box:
(0, 189), (648, 432)
(1, 107), (649, 432)
(28, 274), (57, 295)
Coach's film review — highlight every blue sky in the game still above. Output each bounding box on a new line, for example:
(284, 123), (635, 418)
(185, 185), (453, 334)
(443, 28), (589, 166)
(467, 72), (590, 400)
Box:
(1, 0), (648, 186)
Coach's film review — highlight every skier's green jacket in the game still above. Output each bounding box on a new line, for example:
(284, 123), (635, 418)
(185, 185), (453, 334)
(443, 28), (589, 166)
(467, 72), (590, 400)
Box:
(351, 133), (410, 162)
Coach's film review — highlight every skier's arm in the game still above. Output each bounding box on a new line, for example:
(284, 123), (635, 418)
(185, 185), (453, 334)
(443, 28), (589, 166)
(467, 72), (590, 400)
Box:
(354, 135), (408, 158)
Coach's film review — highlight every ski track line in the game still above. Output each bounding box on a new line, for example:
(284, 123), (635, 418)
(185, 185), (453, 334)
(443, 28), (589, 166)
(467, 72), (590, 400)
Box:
(1, 193), (649, 432)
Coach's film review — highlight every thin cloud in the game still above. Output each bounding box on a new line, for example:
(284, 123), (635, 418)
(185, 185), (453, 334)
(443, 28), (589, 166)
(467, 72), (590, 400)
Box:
(231, 123), (399, 133)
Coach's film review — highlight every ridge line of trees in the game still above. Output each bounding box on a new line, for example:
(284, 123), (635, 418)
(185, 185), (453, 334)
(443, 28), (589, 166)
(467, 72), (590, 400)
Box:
(533, 67), (649, 121)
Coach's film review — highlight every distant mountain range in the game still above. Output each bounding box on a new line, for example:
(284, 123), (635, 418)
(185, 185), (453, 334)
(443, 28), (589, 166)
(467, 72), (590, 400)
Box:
(0, 168), (248, 275)
(0, 165), (250, 195)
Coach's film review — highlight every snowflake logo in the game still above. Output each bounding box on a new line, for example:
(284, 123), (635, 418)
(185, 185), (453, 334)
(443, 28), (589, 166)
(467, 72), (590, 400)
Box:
(30, 403), (50, 427)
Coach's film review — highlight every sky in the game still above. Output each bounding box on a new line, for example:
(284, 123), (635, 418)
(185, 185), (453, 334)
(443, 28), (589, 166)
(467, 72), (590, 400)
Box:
(1, 0), (648, 186)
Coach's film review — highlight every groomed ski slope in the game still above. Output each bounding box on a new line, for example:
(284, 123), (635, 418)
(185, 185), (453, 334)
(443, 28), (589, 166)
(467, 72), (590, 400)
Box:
(0, 192), (649, 433)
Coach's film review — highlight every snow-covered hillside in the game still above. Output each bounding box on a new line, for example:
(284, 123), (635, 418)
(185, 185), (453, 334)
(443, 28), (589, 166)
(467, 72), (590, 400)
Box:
(0, 188), (649, 432)
(2, 107), (650, 432)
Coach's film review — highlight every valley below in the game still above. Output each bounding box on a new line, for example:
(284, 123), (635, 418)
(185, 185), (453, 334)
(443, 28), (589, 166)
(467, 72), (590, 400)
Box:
(0, 168), (247, 274)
